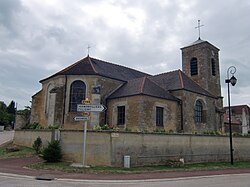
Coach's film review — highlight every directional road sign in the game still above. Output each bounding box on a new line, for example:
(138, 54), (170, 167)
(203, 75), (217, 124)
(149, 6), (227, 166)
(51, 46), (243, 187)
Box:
(74, 116), (90, 121)
(77, 104), (106, 112)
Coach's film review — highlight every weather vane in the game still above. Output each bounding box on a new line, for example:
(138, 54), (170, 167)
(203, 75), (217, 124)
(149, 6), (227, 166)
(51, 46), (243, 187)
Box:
(195, 20), (204, 40)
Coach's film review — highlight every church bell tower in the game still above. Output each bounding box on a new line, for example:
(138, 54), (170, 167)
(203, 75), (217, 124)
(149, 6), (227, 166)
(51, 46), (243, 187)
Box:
(181, 20), (222, 98)
(181, 39), (221, 98)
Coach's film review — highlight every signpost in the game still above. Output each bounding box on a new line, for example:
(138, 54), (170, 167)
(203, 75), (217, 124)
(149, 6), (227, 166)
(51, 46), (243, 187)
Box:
(74, 116), (90, 121)
(77, 104), (106, 112)
(74, 99), (106, 167)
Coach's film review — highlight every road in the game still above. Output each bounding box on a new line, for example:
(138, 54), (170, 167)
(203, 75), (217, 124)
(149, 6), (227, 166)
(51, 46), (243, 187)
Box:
(1, 173), (250, 187)
(0, 131), (14, 146)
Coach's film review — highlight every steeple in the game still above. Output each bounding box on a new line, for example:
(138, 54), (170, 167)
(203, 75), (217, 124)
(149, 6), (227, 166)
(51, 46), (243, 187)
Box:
(181, 39), (221, 98)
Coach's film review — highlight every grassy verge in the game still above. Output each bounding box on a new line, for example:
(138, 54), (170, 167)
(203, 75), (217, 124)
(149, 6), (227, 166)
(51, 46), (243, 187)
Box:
(0, 143), (35, 158)
(29, 161), (250, 174)
(1, 143), (250, 174)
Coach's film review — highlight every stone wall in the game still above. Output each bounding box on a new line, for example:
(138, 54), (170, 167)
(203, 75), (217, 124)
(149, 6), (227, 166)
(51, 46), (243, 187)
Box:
(14, 130), (250, 167)
(181, 41), (221, 98)
(107, 95), (181, 132)
(172, 90), (223, 133)
(14, 130), (53, 148)
(15, 113), (30, 130)
(30, 75), (123, 129)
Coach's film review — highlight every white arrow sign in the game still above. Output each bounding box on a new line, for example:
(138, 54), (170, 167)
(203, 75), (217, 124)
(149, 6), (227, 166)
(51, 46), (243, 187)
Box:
(74, 116), (90, 121)
(77, 104), (106, 112)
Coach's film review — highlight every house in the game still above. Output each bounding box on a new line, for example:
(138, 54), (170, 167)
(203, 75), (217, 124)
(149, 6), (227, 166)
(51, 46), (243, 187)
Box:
(29, 38), (224, 133)
(224, 105), (250, 134)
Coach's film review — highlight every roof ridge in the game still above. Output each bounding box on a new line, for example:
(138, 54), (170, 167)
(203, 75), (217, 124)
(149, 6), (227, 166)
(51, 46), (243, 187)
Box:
(88, 56), (98, 73)
(153, 70), (179, 77)
(178, 69), (184, 89)
(59, 57), (86, 74)
(140, 76), (147, 93)
(179, 71), (216, 97)
(148, 76), (170, 92)
(90, 57), (151, 76)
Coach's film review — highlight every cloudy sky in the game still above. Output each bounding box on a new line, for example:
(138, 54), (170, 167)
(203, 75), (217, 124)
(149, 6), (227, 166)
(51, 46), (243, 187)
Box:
(0, 0), (249, 109)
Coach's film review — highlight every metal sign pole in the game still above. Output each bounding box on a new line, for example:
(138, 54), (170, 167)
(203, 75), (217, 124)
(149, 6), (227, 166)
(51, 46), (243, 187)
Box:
(81, 98), (90, 167)
(83, 120), (87, 166)
(75, 98), (106, 168)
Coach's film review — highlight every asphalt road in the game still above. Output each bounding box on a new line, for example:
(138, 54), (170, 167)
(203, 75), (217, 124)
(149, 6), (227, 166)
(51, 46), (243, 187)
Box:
(1, 173), (250, 187)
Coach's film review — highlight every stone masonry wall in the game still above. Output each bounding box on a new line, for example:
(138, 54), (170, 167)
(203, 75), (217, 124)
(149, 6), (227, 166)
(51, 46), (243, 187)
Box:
(172, 90), (221, 133)
(14, 130), (250, 167)
(107, 95), (181, 132)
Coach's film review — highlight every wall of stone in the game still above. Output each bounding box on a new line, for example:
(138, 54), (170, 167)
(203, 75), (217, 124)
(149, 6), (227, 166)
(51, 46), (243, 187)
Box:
(181, 41), (221, 98)
(107, 95), (181, 132)
(172, 90), (222, 133)
(14, 130), (52, 148)
(30, 74), (123, 130)
(15, 113), (30, 130)
(14, 130), (250, 167)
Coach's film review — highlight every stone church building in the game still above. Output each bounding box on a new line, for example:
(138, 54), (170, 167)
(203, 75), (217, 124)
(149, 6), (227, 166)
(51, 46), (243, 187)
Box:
(30, 38), (224, 133)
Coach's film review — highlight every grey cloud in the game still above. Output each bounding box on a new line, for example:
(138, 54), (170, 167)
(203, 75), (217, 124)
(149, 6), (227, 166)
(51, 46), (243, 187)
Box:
(0, 0), (250, 108)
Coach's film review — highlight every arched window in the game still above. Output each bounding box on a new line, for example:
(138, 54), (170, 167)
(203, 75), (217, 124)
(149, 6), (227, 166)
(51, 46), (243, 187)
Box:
(195, 100), (203, 123)
(211, 59), (216, 76)
(69, 80), (86, 112)
(190, 58), (198, 76)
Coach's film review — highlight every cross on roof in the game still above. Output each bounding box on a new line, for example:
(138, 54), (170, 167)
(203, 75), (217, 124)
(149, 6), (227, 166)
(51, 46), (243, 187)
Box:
(195, 20), (204, 40)
(87, 45), (91, 56)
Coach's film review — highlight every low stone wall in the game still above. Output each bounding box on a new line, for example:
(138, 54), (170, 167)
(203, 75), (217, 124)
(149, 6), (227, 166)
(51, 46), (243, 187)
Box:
(14, 130), (250, 166)
(60, 130), (112, 166)
(14, 130), (53, 148)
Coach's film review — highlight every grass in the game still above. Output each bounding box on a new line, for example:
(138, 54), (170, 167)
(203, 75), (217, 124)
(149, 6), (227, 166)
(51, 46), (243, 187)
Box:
(29, 160), (250, 174)
(1, 143), (250, 174)
(0, 143), (35, 158)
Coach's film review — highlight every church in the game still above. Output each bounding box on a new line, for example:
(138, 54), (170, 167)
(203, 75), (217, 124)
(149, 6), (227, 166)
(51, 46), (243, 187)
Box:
(30, 38), (224, 133)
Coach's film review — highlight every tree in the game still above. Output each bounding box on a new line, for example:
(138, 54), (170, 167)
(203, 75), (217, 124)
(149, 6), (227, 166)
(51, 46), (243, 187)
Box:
(7, 100), (16, 114)
(0, 101), (9, 127)
(42, 140), (62, 162)
(0, 101), (18, 128)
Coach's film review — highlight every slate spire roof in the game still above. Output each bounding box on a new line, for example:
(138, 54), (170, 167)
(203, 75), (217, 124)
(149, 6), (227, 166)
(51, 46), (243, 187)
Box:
(40, 56), (149, 82)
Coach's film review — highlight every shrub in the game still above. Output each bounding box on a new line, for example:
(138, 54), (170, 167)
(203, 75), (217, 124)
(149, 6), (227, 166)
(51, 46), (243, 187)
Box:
(33, 137), (42, 154)
(94, 124), (113, 131)
(93, 124), (102, 131)
(47, 125), (60, 129)
(22, 122), (43, 129)
(42, 140), (62, 162)
(154, 128), (165, 133)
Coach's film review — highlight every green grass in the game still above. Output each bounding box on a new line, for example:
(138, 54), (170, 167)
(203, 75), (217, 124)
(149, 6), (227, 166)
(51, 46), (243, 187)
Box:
(0, 143), (35, 158)
(29, 161), (250, 174)
(2, 143), (250, 174)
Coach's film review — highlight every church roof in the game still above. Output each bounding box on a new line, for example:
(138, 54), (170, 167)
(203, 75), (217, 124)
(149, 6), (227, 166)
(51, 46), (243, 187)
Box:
(40, 56), (149, 82)
(108, 76), (179, 101)
(150, 70), (215, 98)
(181, 38), (220, 51)
(40, 56), (216, 99)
